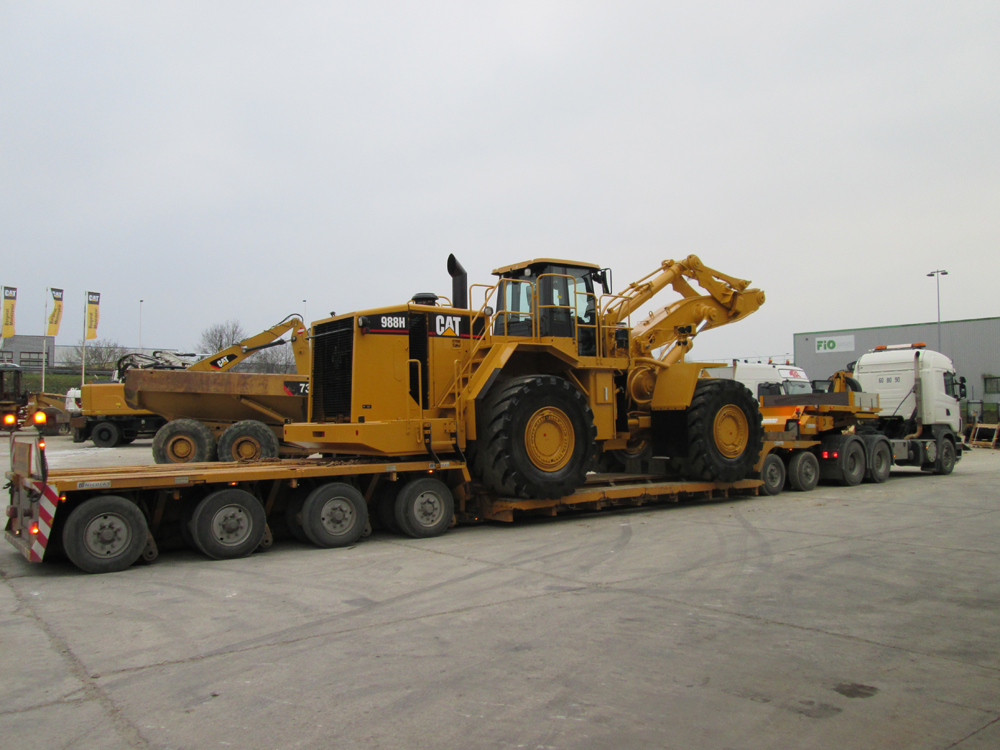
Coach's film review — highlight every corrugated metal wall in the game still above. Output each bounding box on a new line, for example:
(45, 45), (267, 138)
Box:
(793, 316), (1000, 404)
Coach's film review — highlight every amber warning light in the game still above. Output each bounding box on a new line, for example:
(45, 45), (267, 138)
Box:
(3, 414), (15, 425)
(33, 411), (47, 425)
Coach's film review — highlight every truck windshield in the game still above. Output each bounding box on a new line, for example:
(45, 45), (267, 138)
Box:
(783, 380), (812, 395)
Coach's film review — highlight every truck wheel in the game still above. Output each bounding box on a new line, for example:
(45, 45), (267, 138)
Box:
(787, 451), (819, 492)
(935, 439), (956, 475)
(867, 441), (892, 483)
(301, 482), (368, 548)
(283, 486), (311, 543)
(840, 441), (866, 486)
(91, 422), (122, 448)
(190, 489), (266, 559)
(217, 420), (280, 462)
(152, 419), (217, 464)
(476, 375), (596, 499)
(374, 481), (402, 533)
(394, 478), (454, 538)
(681, 379), (763, 483)
(760, 453), (785, 496)
(62, 495), (148, 574)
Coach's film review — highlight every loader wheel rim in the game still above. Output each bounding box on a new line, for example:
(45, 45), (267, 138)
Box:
(525, 406), (575, 472)
(232, 437), (261, 461)
(211, 505), (253, 547)
(318, 498), (355, 536)
(83, 513), (132, 558)
(166, 436), (195, 461)
(713, 405), (749, 459)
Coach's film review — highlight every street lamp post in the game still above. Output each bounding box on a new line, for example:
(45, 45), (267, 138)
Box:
(926, 270), (948, 351)
(139, 299), (144, 353)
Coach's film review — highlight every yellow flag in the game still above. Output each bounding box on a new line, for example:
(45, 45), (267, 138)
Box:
(47, 288), (64, 337)
(1, 287), (15, 338)
(85, 291), (100, 340)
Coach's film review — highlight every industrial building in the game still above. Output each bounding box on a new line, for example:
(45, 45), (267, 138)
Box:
(794, 316), (1000, 414)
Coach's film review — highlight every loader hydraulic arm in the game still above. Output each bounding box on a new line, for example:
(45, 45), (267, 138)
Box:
(602, 255), (765, 364)
(187, 315), (310, 374)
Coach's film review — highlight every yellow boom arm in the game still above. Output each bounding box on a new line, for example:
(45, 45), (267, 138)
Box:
(188, 315), (310, 374)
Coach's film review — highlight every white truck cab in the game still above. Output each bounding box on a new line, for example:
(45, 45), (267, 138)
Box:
(715, 362), (812, 397)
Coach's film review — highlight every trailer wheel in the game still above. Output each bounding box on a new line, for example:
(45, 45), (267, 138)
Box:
(72, 427), (86, 443)
(283, 486), (311, 543)
(374, 481), (402, 533)
(681, 379), (763, 483)
(867, 441), (892, 483)
(190, 489), (266, 559)
(62, 495), (148, 574)
(91, 421), (122, 448)
(217, 420), (280, 462)
(476, 375), (596, 499)
(787, 451), (819, 492)
(840, 441), (866, 486)
(153, 419), (217, 464)
(934, 438), (956, 475)
(760, 453), (785, 496)
(301, 483), (368, 548)
(394, 478), (454, 538)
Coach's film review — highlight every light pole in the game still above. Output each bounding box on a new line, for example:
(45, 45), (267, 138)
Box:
(926, 270), (948, 351)
(303, 299), (307, 323)
(138, 299), (144, 353)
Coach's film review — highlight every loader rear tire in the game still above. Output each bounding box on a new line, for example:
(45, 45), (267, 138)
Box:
(475, 375), (596, 499)
(63, 495), (148, 574)
(680, 379), (762, 483)
(153, 419), (217, 464)
(91, 421), (122, 448)
(217, 420), (279, 462)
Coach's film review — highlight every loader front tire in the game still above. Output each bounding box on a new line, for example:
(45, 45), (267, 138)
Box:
(476, 375), (596, 499)
(681, 379), (762, 483)
(152, 419), (217, 464)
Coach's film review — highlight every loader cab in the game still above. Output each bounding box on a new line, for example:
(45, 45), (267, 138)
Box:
(491, 259), (610, 356)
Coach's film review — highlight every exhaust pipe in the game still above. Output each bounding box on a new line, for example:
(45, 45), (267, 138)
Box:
(447, 254), (468, 309)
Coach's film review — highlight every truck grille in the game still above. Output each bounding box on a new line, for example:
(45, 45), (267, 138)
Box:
(311, 318), (354, 422)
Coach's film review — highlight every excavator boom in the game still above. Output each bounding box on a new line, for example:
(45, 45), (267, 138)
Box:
(187, 315), (310, 374)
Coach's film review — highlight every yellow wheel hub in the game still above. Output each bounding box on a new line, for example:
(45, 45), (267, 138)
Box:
(713, 405), (749, 458)
(168, 437), (194, 461)
(524, 406), (575, 472)
(233, 438), (261, 460)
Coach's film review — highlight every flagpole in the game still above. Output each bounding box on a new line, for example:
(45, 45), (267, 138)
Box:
(42, 289), (48, 392)
(81, 292), (87, 388)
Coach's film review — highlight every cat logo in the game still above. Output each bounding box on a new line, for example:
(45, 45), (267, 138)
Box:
(435, 314), (462, 337)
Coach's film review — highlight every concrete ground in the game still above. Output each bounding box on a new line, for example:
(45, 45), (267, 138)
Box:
(2, 435), (999, 749)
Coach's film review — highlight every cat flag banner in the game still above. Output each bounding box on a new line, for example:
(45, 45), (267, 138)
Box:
(85, 291), (100, 340)
(1, 287), (15, 338)
(47, 288), (64, 337)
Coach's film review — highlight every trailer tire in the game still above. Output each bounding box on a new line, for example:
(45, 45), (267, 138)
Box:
(840, 441), (866, 486)
(72, 427), (86, 443)
(760, 453), (785, 496)
(374, 481), (402, 533)
(190, 489), (266, 559)
(153, 419), (217, 464)
(301, 482), (368, 548)
(283, 486), (311, 543)
(787, 451), (819, 492)
(867, 441), (892, 483)
(681, 379), (763, 483)
(935, 438), (956, 475)
(62, 495), (148, 574)
(476, 375), (596, 499)
(394, 478), (454, 538)
(91, 421), (122, 448)
(217, 420), (280, 462)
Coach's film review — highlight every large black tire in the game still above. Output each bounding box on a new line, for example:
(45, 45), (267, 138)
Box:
(190, 489), (266, 559)
(680, 379), (763, 483)
(867, 441), (892, 483)
(787, 451), (819, 492)
(300, 482), (368, 548)
(152, 419), (217, 464)
(91, 421), (122, 448)
(394, 478), (454, 538)
(475, 375), (596, 499)
(935, 438), (956, 475)
(608, 440), (653, 473)
(283, 486), (312, 543)
(840, 441), (866, 486)
(217, 420), (280, 462)
(72, 427), (86, 443)
(760, 453), (785, 496)
(62, 495), (148, 574)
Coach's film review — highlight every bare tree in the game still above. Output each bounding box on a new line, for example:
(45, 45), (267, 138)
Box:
(65, 339), (130, 371)
(196, 320), (247, 356)
(239, 343), (299, 374)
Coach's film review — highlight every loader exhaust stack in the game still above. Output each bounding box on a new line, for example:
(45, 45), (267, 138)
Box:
(447, 254), (467, 309)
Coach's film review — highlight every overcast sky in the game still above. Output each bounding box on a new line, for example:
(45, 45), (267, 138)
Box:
(2, 2), (997, 362)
